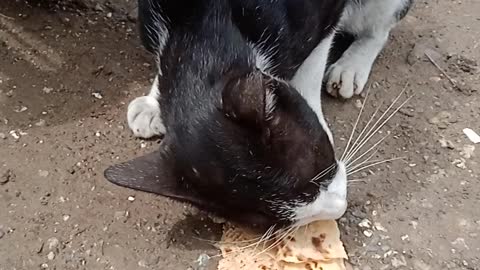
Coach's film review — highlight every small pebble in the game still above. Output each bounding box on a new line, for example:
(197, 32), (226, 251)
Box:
(439, 138), (455, 149)
(1, 169), (14, 185)
(0, 133), (6, 140)
(46, 237), (60, 250)
(92, 92), (103, 99)
(38, 170), (49, 177)
(14, 106), (28, 113)
(358, 219), (372, 228)
(373, 222), (387, 232)
(354, 99), (363, 109)
(47, 251), (55, 260)
(363, 229), (373, 238)
(63, 215), (70, 222)
(42, 87), (53, 94)
(9, 130), (20, 140)
(35, 119), (46, 127)
(128, 196), (135, 202)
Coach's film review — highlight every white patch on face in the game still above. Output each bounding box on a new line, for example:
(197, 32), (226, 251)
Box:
(292, 161), (347, 227)
(290, 33), (335, 145)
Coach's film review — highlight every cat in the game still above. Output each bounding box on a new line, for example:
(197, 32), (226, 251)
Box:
(106, 0), (413, 227)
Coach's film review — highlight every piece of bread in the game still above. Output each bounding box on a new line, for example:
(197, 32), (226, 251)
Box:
(218, 220), (347, 270)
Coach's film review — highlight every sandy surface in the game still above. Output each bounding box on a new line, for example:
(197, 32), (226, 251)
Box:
(0, 1), (479, 269)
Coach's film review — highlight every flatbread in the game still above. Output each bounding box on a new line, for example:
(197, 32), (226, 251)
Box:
(218, 221), (348, 270)
(276, 220), (348, 263)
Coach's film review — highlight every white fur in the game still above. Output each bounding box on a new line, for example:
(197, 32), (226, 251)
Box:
(127, 76), (166, 138)
(326, 0), (410, 98)
(265, 89), (276, 120)
(290, 33), (335, 144)
(146, 3), (170, 72)
(293, 162), (347, 226)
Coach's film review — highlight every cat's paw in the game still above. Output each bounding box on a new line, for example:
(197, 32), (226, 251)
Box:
(325, 58), (370, 99)
(127, 96), (166, 138)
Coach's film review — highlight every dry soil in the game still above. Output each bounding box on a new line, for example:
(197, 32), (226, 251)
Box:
(0, 0), (479, 269)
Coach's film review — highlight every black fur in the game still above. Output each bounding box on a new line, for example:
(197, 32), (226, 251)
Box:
(106, 0), (412, 227)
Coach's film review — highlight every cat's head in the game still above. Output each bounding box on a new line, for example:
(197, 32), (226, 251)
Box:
(105, 69), (347, 228)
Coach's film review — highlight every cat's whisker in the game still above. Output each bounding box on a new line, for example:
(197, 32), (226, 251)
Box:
(343, 87), (406, 163)
(346, 148), (380, 172)
(347, 179), (366, 183)
(343, 84), (409, 162)
(207, 225), (294, 259)
(347, 157), (405, 176)
(344, 88), (411, 164)
(254, 224), (277, 251)
(341, 100), (384, 163)
(347, 179), (368, 186)
(253, 225), (298, 258)
(340, 87), (371, 161)
(310, 163), (336, 185)
(346, 134), (389, 169)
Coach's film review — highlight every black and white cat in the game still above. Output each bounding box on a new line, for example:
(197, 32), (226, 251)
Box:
(106, 0), (412, 227)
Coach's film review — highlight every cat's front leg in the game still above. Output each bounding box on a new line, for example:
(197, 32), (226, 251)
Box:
(325, 33), (388, 99)
(127, 75), (166, 138)
(325, 0), (413, 99)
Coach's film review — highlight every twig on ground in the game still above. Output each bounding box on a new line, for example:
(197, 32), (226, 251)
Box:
(0, 13), (15, 20)
(425, 52), (459, 90)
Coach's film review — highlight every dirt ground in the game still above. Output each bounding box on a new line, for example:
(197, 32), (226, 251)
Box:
(0, 0), (479, 269)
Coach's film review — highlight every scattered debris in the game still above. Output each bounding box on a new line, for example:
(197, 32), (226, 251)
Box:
(38, 170), (49, 177)
(373, 222), (388, 232)
(358, 219), (372, 229)
(391, 255), (407, 268)
(463, 128), (480, 144)
(1, 169), (15, 185)
(42, 87), (54, 94)
(47, 251), (55, 260)
(429, 111), (455, 129)
(14, 106), (28, 113)
(425, 52), (459, 90)
(92, 92), (103, 99)
(9, 130), (20, 140)
(354, 99), (363, 109)
(35, 119), (46, 127)
(363, 230), (374, 238)
(195, 253), (210, 270)
(46, 237), (60, 251)
(460, 145), (475, 159)
(452, 158), (467, 169)
(439, 138), (455, 149)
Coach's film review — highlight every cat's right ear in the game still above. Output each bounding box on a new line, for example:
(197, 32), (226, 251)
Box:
(220, 72), (276, 128)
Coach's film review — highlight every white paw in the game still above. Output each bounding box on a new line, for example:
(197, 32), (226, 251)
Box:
(325, 59), (370, 99)
(127, 96), (166, 138)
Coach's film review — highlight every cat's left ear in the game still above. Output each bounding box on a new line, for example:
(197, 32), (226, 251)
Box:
(104, 143), (205, 206)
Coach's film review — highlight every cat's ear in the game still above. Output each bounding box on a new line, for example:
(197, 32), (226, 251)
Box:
(104, 143), (206, 206)
(221, 71), (276, 127)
